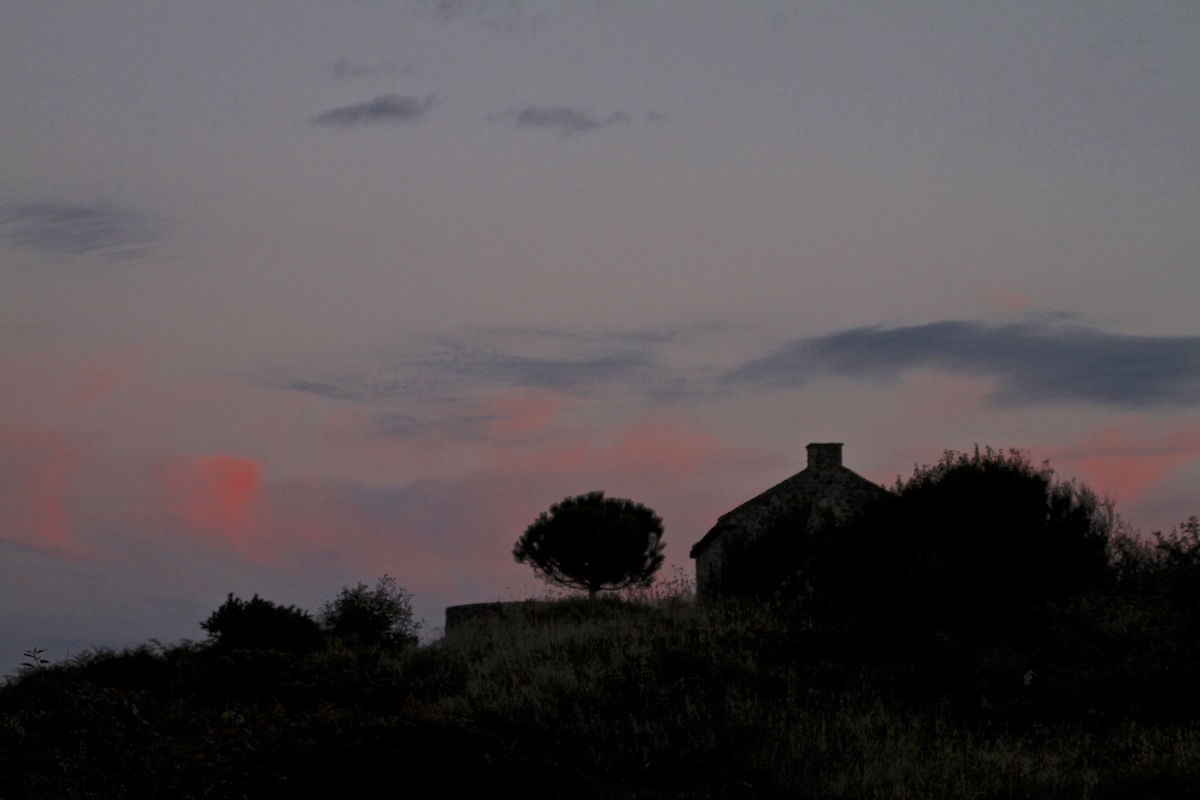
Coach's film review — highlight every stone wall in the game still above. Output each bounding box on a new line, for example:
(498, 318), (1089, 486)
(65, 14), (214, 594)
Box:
(444, 601), (520, 634)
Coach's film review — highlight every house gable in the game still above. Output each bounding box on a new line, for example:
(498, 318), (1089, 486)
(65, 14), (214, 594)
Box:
(691, 443), (889, 596)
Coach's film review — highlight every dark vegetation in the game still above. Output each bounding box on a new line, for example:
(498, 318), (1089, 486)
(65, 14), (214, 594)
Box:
(4, 450), (1200, 799)
(513, 490), (665, 596)
(201, 593), (322, 654)
(318, 575), (419, 648)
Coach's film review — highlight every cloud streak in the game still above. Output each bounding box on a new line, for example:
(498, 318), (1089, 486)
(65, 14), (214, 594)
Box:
(265, 327), (684, 406)
(414, 0), (531, 31)
(0, 200), (165, 262)
(728, 320), (1200, 407)
(312, 94), (435, 127)
(266, 317), (1200, 422)
(506, 106), (629, 136)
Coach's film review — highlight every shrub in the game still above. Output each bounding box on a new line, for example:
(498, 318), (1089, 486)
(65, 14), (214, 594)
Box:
(821, 447), (1114, 639)
(319, 575), (419, 647)
(201, 593), (322, 653)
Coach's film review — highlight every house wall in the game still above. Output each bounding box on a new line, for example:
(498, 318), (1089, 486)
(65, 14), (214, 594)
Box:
(695, 532), (728, 595)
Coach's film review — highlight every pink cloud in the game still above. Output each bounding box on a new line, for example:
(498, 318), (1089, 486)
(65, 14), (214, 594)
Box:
(159, 453), (264, 552)
(143, 416), (765, 599)
(478, 391), (578, 438)
(0, 427), (91, 557)
(0, 343), (773, 605)
(484, 414), (761, 492)
(126, 417), (1195, 609)
(0, 343), (147, 422)
(598, 420), (749, 481)
(985, 289), (1033, 312)
(69, 368), (123, 410)
(149, 452), (450, 582)
(1041, 426), (1200, 507)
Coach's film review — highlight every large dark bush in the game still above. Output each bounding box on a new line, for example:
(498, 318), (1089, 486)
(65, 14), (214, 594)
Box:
(1152, 517), (1200, 612)
(820, 447), (1113, 640)
(200, 593), (322, 653)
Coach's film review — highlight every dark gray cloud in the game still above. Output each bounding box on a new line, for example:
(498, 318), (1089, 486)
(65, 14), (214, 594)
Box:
(371, 410), (507, 441)
(261, 327), (688, 407)
(507, 106), (629, 136)
(255, 327), (695, 441)
(426, 326), (678, 388)
(728, 320), (1200, 407)
(415, 0), (531, 31)
(423, 339), (653, 388)
(265, 320), (1200, 416)
(271, 370), (447, 403)
(279, 355), (630, 404)
(311, 94), (435, 126)
(284, 379), (375, 403)
(0, 199), (165, 262)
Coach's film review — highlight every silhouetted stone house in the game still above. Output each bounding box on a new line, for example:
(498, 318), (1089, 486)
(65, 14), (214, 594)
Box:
(690, 443), (890, 596)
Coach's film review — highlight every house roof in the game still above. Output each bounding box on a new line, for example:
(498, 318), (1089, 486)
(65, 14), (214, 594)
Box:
(689, 443), (888, 558)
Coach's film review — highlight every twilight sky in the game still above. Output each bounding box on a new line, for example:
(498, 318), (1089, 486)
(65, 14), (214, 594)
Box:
(2, 0), (1199, 672)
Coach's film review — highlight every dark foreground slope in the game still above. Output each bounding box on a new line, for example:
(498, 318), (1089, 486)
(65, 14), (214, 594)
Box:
(4, 592), (1200, 799)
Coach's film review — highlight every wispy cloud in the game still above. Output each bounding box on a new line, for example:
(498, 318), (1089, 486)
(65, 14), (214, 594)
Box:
(728, 320), (1200, 407)
(330, 58), (413, 79)
(0, 199), (165, 262)
(412, 0), (532, 31)
(504, 106), (629, 136)
(311, 94), (435, 127)
(369, 410), (499, 440)
(259, 327), (690, 413)
(261, 318), (1200, 436)
(424, 338), (654, 389)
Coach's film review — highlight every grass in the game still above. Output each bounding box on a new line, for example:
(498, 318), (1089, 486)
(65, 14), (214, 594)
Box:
(3, 586), (1200, 799)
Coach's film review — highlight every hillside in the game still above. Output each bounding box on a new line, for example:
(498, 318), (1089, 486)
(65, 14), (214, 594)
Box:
(4, 583), (1200, 799)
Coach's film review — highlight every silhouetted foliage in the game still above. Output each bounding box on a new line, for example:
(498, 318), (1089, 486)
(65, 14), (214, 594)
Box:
(514, 491), (665, 596)
(1153, 515), (1200, 600)
(9, 587), (1200, 799)
(10, 571), (1200, 799)
(1114, 516), (1200, 637)
(74, 643), (178, 691)
(201, 593), (322, 653)
(319, 574), (419, 647)
(821, 447), (1114, 640)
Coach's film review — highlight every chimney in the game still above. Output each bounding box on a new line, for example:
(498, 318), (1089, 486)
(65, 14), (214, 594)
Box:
(806, 442), (843, 471)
